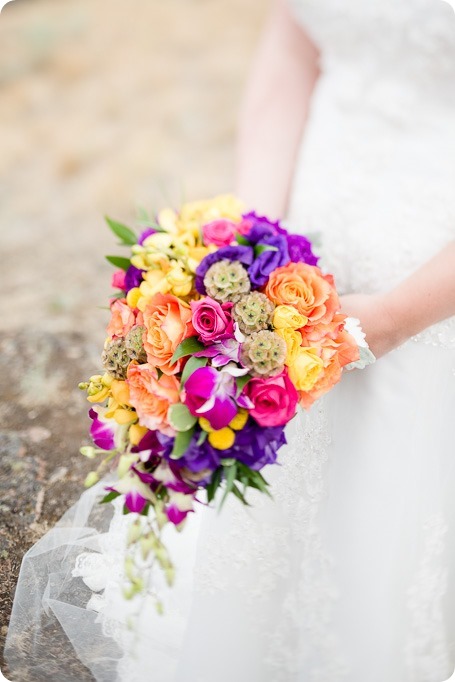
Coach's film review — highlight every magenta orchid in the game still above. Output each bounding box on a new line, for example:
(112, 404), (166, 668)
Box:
(89, 407), (117, 451)
(182, 364), (252, 430)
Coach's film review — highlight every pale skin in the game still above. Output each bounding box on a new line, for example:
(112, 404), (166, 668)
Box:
(235, 0), (455, 359)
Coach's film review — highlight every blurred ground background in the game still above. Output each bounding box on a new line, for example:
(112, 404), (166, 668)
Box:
(0, 0), (268, 677)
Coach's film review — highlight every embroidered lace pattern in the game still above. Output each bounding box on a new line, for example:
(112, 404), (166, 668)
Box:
(404, 514), (451, 681)
(287, 0), (455, 351)
(193, 405), (350, 680)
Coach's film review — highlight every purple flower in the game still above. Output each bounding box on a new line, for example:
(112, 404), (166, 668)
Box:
(182, 366), (238, 430)
(219, 419), (287, 470)
(239, 213), (290, 287)
(195, 245), (254, 295)
(281, 233), (319, 266)
(166, 504), (190, 525)
(138, 227), (156, 245)
(242, 212), (284, 237)
(125, 265), (144, 292)
(242, 211), (318, 268)
(133, 430), (173, 458)
(194, 337), (241, 367)
(248, 233), (289, 287)
(125, 489), (148, 514)
(89, 407), (116, 450)
(170, 435), (221, 473)
(168, 419), (287, 475)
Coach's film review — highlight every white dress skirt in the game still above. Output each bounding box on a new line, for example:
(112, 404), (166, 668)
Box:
(5, 1), (455, 681)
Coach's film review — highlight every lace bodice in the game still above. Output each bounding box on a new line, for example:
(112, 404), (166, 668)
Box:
(288, 0), (455, 97)
(287, 0), (455, 349)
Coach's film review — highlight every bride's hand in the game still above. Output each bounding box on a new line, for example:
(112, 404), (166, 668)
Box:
(339, 293), (404, 359)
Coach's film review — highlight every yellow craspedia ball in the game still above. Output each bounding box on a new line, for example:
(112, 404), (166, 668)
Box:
(198, 417), (214, 433)
(208, 427), (235, 450)
(229, 409), (249, 431)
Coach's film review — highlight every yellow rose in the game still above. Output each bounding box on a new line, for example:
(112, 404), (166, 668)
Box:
(275, 328), (303, 367)
(287, 347), (324, 392)
(273, 305), (308, 330)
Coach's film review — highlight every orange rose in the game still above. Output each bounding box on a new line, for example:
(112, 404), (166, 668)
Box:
(334, 328), (360, 369)
(300, 313), (345, 345)
(143, 293), (195, 375)
(107, 299), (136, 338)
(298, 317), (360, 409)
(265, 263), (339, 328)
(127, 363), (179, 435)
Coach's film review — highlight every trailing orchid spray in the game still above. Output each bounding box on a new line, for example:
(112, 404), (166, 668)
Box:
(79, 195), (373, 611)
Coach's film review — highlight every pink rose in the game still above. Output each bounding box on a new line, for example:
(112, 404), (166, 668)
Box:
(106, 299), (136, 338)
(190, 297), (234, 344)
(111, 269), (126, 290)
(243, 370), (298, 427)
(202, 219), (238, 247)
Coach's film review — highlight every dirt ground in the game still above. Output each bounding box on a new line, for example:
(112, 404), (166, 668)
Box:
(0, 0), (268, 677)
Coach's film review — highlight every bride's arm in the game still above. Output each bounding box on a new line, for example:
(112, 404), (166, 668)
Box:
(235, 0), (319, 218)
(341, 241), (455, 358)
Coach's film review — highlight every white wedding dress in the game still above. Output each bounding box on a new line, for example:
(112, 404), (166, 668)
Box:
(5, 1), (455, 681)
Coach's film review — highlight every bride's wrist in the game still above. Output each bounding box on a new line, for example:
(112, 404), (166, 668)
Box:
(379, 291), (418, 348)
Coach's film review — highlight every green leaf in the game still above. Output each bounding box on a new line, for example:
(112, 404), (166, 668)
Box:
(219, 463), (237, 510)
(170, 426), (195, 460)
(100, 490), (121, 504)
(235, 373), (251, 396)
(156, 368), (163, 380)
(231, 483), (250, 506)
(106, 255), (131, 271)
(235, 234), (251, 246)
(105, 216), (137, 246)
(196, 429), (208, 446)
(181, 355), (208, 385)
(236, 463), (272, 498)
(167, 403), (197, 432)
(249, 470), (272, 497)
(254, 244), (278, 256)
(207, 467), (222, 503)
(170, 336), (204, 364)
(140, 503), (151, 517)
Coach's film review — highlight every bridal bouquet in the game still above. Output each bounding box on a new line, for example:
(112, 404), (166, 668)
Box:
(79, 195), (370, 603)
